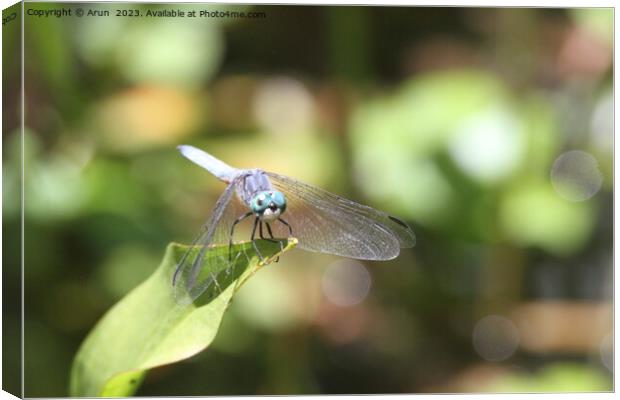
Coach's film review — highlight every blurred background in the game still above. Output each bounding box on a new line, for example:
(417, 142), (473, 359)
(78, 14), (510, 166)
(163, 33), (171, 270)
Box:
(2, 4), (613, 396)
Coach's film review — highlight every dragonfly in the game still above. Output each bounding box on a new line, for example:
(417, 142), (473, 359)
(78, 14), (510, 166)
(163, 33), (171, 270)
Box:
(172, 145), (415, 304)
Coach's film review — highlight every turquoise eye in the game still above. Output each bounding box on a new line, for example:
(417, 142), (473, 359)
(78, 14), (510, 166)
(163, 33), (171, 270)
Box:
(251, 194), (267, 213)
(250, 191), (287, 215)
(271, 191), (286, 212)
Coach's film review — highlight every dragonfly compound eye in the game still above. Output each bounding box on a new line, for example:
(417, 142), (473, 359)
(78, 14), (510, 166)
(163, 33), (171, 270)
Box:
(251, 192), (271, 214)
(271, 191), (287, 213)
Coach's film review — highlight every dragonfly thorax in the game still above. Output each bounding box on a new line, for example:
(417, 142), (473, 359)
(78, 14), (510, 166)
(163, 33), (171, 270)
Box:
(250, 190), (287, 222)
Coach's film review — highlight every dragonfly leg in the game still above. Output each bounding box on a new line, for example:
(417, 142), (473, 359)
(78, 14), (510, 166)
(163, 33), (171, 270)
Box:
(259, 222), (279, 243)
(229, 211), (253, 262)
(277, 217), (293, 237)
(266, 222), (276, 239)
(251, 217), (265, 262)
(266, 222), (282, 262)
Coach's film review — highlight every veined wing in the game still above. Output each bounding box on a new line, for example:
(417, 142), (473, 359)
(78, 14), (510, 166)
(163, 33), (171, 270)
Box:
(172, 179), (250, 304)
(178, 145), (239, 183)
(266, 172), (415, 260)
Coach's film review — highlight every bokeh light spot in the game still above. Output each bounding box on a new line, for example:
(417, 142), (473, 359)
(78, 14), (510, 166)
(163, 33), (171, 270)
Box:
(253, 76), (315, 136)
(117, 20), (224, 86)
(234, 267), (306, 332)
(322, 260), (372, 307)
(550, 150), (602, 202)
(472, 315), (520, 362)
(449, 106), (524, 184)
(96, 86), (200, 152)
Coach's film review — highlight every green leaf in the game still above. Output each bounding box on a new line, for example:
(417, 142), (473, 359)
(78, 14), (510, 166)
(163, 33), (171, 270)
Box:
(69, 238), (297, 397)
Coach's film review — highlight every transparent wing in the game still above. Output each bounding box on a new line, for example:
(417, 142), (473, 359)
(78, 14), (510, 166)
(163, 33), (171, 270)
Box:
(265, 172), (415, 260)
(172, 179), (251, 305)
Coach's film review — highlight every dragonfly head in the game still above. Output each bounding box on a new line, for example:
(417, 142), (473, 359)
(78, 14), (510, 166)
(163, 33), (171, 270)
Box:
(251, 190), (287, 221)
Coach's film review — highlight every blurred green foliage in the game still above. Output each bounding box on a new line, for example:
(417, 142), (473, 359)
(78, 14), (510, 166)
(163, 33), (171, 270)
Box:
(3, 4), (612, 396)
